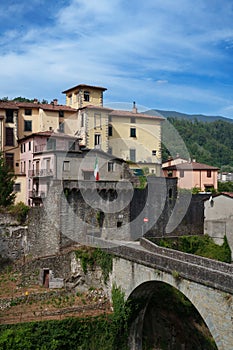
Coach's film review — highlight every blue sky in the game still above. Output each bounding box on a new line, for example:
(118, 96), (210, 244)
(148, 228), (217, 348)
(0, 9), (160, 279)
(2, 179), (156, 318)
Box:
(1, 0), (233, 117)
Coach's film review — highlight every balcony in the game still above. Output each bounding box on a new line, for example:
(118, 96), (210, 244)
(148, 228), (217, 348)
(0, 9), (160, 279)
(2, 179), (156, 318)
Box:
(28, 169), (54, 178)
(29, 190), (46, 199)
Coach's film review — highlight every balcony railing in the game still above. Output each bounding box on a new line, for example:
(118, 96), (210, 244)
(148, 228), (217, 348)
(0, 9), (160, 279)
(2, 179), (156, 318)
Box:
(28, 169), (54, 177)
(29, 191), (46, 199)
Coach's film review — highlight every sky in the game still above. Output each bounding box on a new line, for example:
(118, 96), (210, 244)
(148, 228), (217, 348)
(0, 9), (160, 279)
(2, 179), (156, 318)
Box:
(1, 0), (233, 118)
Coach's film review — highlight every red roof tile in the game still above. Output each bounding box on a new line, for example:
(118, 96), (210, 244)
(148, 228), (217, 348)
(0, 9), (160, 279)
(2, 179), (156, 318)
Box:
(109, 109), (164, 120)
(0, 101), (76, 112)
(62, 84), (107, 94)
(163, 161), (219, 170)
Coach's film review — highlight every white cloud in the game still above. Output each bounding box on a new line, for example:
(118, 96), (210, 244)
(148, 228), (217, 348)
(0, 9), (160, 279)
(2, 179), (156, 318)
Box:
(0, 0), (233, 117)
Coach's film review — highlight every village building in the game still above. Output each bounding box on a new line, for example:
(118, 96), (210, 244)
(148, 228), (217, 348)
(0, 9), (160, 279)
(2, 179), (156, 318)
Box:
(204, 192), (233, 260)
(162, 158), (219, 191)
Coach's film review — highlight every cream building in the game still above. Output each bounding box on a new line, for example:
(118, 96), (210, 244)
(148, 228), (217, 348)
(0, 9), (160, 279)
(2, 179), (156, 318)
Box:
(63, 84), (164, 175)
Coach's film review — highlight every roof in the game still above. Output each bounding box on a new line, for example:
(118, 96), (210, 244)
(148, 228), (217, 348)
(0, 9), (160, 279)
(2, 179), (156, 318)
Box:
(62, 84), (107, 94)
(203, 192), (233, 201)
(163, 161), (219, 171)
(0, 101), (76, 112)
(109, 109), (164, 120)
(18, 131), (81, 142)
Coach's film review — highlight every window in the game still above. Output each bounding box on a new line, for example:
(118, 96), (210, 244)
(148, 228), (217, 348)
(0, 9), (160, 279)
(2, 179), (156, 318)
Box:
(84, 91), (90, 102)
(152, 150), (157, 156)
(69, 141), (75, 150)
(108, 125), (113, 136)
(108, 147), (112, 155)
(81, 113), (84, 127)
(108, 162), (115, 172)
(130, 117), (136, 123)
(130, 128), (136, 137)
(47, 138), (56, 150)
(207, 170), (212, 178)
(6, 109), (14, 123)
(109, 116), (112, 122)
(5, 153), (14, 169)
(94, 134), (101, 146)
(59, 122), (64, 133)
(25, 109), (32, 115)
(167, 170), (173, 177)
(5, 127), (14, 146)
(28, 141), (31, 151)
(180, 170), (184, 178)
(14, 183), (21, 192)
(59, 110), (64, 118)
(69, 95), (72, 105)
(94, 113), (101, 128)
(24, 120), (32, 131)
(63, 161), (70, 172)
(129, 149), (136, 162)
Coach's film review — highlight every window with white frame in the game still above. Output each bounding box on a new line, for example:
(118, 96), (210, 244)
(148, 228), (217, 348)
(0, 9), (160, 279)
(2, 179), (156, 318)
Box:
(63, 161), (70, 172)
(108, 162), (115, 172)
(94, 113), (101, 128)
(129, 149), (136, 162)
(94, 134), (101, 146)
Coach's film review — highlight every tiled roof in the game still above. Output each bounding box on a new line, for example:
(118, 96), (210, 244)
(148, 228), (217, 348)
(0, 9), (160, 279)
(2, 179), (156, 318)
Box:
(0, 101), (76, 112)
(163, 161), (219, 170)
(109, 109), (164, 120)
(19, 131), (80, 142)
(79, 104), (113, 112)
(62, 84), (107, 94)
(221, 192), (233, 198)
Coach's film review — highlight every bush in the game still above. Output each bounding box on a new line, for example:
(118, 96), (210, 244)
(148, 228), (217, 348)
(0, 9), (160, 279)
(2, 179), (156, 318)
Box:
(158, 235), (232, 263)
(9, 202), (29, 223)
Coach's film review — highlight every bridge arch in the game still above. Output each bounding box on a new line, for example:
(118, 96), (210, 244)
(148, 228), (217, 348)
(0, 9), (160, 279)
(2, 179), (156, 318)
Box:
(111, 256), (232, 350)
(127, 280), (217, 350)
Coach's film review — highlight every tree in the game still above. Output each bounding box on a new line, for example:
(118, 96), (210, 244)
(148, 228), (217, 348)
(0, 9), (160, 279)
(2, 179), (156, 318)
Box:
(0, 153), (15, 206)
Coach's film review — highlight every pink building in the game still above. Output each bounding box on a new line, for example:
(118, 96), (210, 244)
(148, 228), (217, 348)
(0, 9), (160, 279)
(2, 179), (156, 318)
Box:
(162, 159), (219, 191)
(19, 131), (81, 205)
(18, 131), (131, 205)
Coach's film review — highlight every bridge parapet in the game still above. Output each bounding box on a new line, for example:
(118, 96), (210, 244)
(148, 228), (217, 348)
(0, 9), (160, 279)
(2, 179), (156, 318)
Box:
(140, 237), (233, 275)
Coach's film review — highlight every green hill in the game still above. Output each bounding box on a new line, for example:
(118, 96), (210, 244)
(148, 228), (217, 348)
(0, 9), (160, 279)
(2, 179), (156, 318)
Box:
(160, 117), (233, 170)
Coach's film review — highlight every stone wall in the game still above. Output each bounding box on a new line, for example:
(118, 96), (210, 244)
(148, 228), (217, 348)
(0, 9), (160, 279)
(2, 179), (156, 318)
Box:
(0, 212), (27, 268)
(20, 248), (110, 294)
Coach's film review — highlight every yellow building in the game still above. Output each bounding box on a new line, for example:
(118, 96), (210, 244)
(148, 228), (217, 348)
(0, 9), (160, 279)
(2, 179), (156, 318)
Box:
(63, 85), (164, 175)
(62, 84), (107, 109)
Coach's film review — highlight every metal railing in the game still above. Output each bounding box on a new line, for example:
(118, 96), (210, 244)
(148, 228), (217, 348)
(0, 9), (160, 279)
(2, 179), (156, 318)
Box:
(28, 169), (53, 177)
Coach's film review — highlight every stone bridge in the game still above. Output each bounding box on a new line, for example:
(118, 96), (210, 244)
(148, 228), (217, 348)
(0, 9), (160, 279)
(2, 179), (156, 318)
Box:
(109, 238), (233, 350)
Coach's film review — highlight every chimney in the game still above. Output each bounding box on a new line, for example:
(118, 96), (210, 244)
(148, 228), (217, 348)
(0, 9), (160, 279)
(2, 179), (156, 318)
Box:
(53, 99), (58, 106)
(132, 101), (138, 113)
(33, 98), (38, 104)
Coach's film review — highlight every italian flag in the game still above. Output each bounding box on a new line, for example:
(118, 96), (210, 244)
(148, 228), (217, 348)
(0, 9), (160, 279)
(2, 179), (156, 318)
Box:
(94, 157), (99, 181)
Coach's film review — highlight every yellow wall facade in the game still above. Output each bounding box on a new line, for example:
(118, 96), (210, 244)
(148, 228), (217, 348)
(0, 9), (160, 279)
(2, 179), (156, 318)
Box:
(65, 86), (104, 109)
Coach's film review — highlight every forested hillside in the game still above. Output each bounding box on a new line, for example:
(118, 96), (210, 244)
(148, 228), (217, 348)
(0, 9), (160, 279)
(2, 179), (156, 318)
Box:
(162, 118), (233, 170)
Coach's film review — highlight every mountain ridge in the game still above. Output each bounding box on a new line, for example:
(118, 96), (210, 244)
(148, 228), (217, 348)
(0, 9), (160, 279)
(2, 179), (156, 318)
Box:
(147, 109), (233, 123)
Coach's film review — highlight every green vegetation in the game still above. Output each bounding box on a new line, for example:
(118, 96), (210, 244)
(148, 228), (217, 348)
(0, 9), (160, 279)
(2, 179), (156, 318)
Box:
(162, 118), (233, 168)
(157, 235), (231, 263)
(0, 152), (15, 206)
(8, 202), (30, 223)
(0, 285), (130, 350)
(75, 247), (113, 283)
(218, 181), (233, 192)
